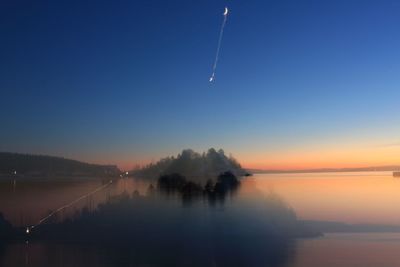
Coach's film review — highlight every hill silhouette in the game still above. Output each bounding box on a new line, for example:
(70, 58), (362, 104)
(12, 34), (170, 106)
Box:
(0, 152), (120, 179)
(132, 148), (250, 181)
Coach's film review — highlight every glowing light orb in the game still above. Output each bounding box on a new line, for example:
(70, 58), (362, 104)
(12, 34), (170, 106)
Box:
(224, 7), (228, 16)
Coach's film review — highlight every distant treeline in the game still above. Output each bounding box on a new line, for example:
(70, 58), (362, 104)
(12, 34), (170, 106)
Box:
(132, 148), (250, 181)
(0, 152), (120, 178)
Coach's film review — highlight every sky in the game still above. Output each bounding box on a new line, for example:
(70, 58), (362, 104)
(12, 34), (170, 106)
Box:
(1, 0), (400, 170)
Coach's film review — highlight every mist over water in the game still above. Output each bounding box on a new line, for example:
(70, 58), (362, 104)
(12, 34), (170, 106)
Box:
(2, 172), (400, 266)
(0, 175), (301, 267)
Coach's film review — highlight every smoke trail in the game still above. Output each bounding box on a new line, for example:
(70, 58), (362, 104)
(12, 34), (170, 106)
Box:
(209, 7), (229, 82)
(27, 180), (113, 232)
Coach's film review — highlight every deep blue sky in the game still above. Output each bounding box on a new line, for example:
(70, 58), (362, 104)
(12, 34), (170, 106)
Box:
(1, 0), (400, 169)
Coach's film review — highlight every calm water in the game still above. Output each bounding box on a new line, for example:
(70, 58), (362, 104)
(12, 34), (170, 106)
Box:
(1, 171), (400, 266)
(3, 233), (400, 267)
(252, 171), (399, 224)
(293, 233), (400, 267)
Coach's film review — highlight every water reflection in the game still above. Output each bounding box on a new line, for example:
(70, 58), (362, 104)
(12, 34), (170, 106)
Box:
(0, 175), (319, 267)
(156, 172), (241, 206)
(2, 172), (400, 266)
(2, 240), (294, 267)
(0, 178), (149, 226)
(291, 233), (400, 267)
(250, 172), (400, 224)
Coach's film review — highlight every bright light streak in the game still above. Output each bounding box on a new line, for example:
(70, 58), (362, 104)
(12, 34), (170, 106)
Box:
(209, 6), (229, 83)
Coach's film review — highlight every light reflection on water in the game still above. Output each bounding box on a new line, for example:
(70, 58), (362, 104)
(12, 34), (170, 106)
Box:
(249, 171), (400, 224)
(1, 171), (397, 226)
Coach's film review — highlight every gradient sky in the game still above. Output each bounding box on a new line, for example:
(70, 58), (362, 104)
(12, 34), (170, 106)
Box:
(1, 0), (400, 170)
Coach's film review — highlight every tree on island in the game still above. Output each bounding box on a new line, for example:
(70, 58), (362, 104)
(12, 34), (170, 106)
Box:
(133, 148), (249, 182)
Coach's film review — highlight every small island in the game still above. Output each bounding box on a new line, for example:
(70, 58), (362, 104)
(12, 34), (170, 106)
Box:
(132, 148), (251, 183)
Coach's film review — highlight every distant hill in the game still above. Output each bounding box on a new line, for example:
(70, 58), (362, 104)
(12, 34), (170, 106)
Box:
(0, 152), (120, 179)
(132, 148), (249, 181)
(250, 165), (400, 174)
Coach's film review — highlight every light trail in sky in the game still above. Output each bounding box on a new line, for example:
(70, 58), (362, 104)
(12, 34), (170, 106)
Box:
(209, 7), (229, 82)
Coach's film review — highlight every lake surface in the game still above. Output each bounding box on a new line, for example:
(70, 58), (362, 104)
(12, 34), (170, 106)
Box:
(3, 233), (400, 267)
(1, 171), (397, 226)
(251, 171), (399, 224)
(1, 171), (400, 266)
(292, 233), (400, 267)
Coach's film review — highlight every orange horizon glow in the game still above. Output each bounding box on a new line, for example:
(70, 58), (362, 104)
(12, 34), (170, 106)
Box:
(78, 139), (400, 171)
(102, 147), (400, 171)
(236, 142), (400, 171)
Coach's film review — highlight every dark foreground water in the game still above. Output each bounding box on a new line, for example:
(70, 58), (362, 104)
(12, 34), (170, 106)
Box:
(1, 172), (400, 267)
(3, 233), (400, 267)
